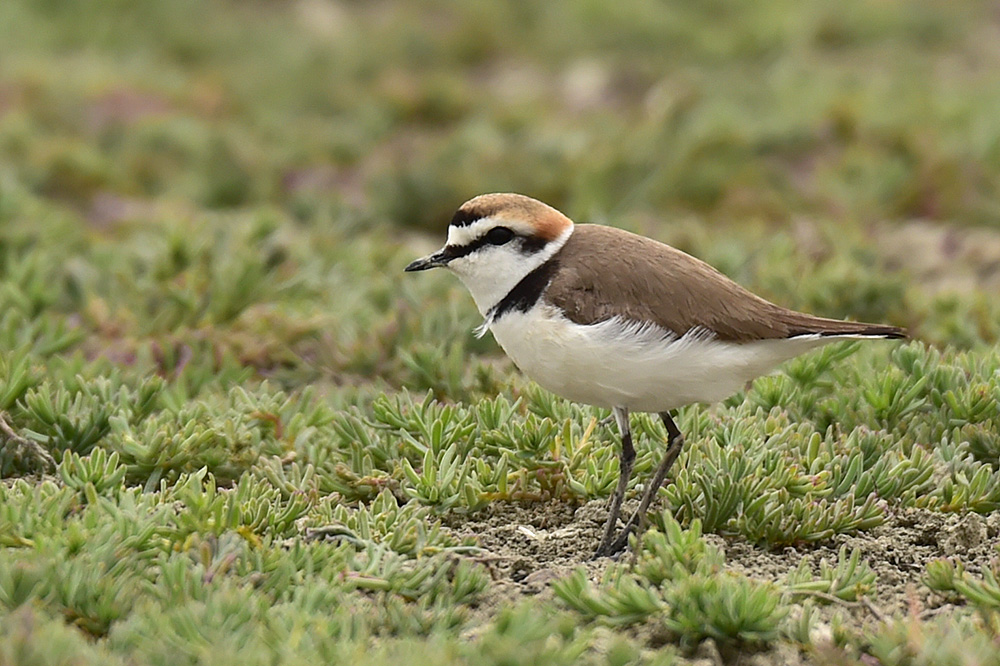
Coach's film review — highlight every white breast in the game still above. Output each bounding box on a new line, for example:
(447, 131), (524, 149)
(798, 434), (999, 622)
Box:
(487, 305), (832, 413)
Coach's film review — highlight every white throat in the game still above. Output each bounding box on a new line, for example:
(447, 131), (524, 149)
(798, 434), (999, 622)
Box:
(448, 225), (573, 319)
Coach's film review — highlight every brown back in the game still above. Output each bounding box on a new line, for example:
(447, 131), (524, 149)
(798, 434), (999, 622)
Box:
(544, 225), (904, 342)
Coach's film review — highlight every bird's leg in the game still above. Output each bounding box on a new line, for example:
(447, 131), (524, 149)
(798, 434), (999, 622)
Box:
(594, 406), (634, 557)
(606, 411), (685, 555)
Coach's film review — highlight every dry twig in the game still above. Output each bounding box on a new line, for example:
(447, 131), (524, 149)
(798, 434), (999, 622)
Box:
(0, 411), (56, 472)
(788, 588), (889, 624)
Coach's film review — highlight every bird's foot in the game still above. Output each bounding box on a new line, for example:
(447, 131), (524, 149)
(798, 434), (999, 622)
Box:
(593, 525), (621, 558)
(592, 520), (637, 559)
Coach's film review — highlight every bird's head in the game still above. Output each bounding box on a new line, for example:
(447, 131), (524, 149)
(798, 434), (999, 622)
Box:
(404, 193), (574, 314)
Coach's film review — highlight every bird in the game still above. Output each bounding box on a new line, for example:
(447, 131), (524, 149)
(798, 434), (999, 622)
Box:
(404, 193), (906, 557)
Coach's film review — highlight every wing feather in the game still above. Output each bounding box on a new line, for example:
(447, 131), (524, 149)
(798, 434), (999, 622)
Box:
(543, 225), (904, 342)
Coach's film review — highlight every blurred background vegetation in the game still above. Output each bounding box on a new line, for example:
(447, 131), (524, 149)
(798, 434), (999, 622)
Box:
(6, 0), (1000, 224)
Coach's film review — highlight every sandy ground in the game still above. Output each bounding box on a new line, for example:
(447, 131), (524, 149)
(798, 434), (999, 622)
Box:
(443, 498), (1000, 664)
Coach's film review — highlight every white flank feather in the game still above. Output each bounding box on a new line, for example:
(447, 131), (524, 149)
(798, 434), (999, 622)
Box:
(487, 307), (839, 412)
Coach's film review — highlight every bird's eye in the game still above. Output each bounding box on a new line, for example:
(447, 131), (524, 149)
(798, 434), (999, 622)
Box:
(485, 226), (515, 245)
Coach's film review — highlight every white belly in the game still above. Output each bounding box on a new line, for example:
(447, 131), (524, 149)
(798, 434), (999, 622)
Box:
(487, 305), (831, 412)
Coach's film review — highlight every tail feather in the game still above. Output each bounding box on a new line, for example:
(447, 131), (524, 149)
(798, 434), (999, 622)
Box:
(785, 315), (907, 340)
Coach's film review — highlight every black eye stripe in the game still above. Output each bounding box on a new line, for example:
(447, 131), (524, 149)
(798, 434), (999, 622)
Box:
(520, 234), (547, 253)
(440, 235), (492, 261)
(441, 228), (545, 260)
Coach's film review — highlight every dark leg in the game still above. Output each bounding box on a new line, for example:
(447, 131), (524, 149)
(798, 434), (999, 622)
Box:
(606, 411), (685, 555)
(594, 407), (634, 557)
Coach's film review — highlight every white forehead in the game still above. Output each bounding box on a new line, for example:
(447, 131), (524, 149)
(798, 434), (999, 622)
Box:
(446, 216), (536, 247)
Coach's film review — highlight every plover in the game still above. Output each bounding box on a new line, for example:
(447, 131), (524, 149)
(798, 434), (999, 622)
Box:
(405, 193), (905, 556)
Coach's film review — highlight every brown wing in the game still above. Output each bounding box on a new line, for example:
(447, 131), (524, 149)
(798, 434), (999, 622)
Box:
(544, 225), (905, 342)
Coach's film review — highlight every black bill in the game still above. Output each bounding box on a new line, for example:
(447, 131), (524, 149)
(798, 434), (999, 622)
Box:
(404, 250), (449, 272)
